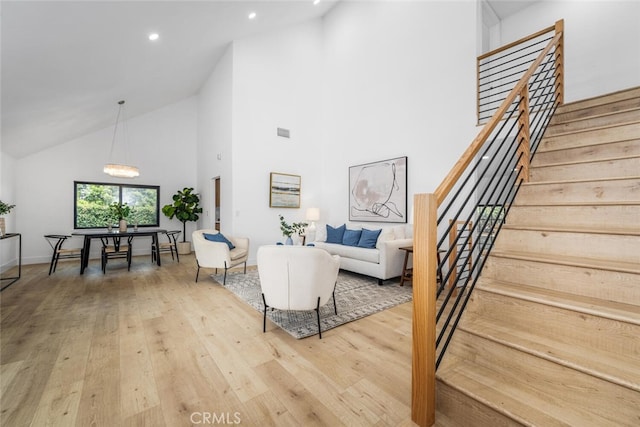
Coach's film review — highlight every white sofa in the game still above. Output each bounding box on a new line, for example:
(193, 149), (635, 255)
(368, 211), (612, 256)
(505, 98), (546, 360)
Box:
(310, 223), (413, 285)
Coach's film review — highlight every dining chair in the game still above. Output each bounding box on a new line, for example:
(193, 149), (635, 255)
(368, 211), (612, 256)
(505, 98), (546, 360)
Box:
(100, 235), (133, 273)
(151, 230), (181, 263)
(44, 234), (85, 275)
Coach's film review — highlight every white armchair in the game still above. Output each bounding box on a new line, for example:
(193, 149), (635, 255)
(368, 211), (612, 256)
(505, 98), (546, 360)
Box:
(192, 229), (249, 285)
(257, 245), (340, 339)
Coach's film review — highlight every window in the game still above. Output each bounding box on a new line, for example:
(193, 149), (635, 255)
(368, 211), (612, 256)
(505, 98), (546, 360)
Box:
(74, 181), (160, 229)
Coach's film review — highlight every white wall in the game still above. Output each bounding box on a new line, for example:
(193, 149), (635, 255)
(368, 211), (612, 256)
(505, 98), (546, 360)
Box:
(197, 44), (234, 236)
(320, 0), (478, 226)
(230, 20), (325, 260)
(491, 0), (640, 102)
(13, 97), (198, 265)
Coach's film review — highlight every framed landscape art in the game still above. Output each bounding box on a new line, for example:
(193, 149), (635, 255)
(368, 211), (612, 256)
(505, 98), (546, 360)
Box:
(349, 156), (407, 223)
(269, 172), (301, 208)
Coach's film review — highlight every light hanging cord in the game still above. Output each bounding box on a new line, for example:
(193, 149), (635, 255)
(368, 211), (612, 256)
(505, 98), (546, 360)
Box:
(104, 100), (139, 178)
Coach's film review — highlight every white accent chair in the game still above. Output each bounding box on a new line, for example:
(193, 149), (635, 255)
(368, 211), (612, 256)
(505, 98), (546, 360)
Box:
(192, 229), (249, 285)
(257, 245), (340, 339)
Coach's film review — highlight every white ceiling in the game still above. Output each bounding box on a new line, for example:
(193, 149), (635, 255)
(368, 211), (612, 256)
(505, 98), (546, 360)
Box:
(1, 0), (534, 159)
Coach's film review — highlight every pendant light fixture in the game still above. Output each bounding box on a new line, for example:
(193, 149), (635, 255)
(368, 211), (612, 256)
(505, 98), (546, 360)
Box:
(104, 100), (140, 178)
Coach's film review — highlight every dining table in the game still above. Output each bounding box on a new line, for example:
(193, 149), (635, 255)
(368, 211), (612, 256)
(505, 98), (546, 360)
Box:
(72, 228), (167, 273)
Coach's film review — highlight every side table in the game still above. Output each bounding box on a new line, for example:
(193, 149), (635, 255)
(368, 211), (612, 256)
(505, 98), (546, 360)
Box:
(399, 246), (413, 286)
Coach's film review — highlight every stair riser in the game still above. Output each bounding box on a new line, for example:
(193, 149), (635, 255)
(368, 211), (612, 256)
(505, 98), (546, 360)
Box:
(534, 139), (640, 166)
(507, 204), (640, 232)
(546, 109), (640, 136)
(553, 87), (640, 118)
(436, 381), (521, 427)
(493, 228), (640, 264)
(445, 328), (640, 424)
(517, 178), (640, 204)
(540, 122), (640, 152)
(530, 156), (640, 181)
(481, 256), (640, 306)
(462, 292), (640, 370)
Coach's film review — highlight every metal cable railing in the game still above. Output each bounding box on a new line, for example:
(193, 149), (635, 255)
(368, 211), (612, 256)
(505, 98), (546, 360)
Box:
(434, 31), (562, 370)
(411, 20), (564, 427)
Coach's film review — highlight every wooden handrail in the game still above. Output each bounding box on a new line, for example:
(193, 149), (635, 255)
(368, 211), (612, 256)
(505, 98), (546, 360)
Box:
(477, 24), (555, 61)
(412, 20), (564, 427)
(435, 30), (562, 205)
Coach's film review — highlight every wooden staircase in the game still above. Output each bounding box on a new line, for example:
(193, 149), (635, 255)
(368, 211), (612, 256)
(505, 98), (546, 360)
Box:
(435, 87), (640, 426)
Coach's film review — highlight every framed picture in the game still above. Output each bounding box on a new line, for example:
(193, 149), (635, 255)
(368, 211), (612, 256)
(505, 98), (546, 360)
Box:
(269, 172), (301, 208)
(349, 156), (407, 223)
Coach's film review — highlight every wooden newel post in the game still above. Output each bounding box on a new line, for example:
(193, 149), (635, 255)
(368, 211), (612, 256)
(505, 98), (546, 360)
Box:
(412, 193), (437, 427)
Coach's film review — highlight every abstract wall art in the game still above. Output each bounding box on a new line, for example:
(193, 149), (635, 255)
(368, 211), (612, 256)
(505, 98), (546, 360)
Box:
(349, 156), (407, 223)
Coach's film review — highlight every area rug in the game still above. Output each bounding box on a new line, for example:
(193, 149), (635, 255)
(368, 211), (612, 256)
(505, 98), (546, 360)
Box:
(212, 270), (412, 339)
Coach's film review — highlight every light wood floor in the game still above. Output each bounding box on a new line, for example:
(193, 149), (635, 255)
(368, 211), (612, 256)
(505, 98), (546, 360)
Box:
(1, 254), (416, 426)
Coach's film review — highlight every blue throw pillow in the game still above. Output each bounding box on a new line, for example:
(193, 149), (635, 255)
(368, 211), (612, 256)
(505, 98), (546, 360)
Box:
(326, 224), (346, 244)
(342, 229), (362, 246)
(357, 228), (381, 248)
(203, 232), (236, 249)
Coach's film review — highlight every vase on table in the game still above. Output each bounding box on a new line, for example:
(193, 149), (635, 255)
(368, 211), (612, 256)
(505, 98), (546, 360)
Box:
(285, 236), (293, 245)
(119, 219), (127, 233)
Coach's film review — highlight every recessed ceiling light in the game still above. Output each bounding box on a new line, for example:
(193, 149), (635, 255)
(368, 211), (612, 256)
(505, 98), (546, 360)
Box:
(148, 33), (159, 41)
(313, 0), (321, 5)
(248, 12), (257, 20)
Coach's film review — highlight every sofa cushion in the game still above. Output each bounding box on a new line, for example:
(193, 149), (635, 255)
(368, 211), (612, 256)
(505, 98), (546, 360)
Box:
(358, 228), (382, 248)
(342, 229), (362, 246)
(203, 232), (235, 249)
(314, 242), (380, 264)
(326, 224), (346, 244)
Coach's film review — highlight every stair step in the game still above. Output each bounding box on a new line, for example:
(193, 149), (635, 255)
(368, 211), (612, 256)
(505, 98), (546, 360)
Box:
(459, 314), (640, 394)
(534, 138), (640, 164)
(493, 227), (640, 264)
(517, 176), (640, 204)
(547, 108), (640, 136)
(506, 203), (640, 233)
(553, 86), (640, 117)
(482, 251), (640, 306)
(539, 122), (640, 152)
(530, 155), (640, 181)
(501, 224), (640, 237)
(486, 250), (640, 275)
(473, 279), (640, 328)
(440, 330), (640, 426)
(436, 368), (551, 426)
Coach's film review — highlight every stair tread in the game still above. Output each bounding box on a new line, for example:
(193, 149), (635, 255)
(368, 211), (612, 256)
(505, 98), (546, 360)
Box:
(548, 106), (640, 127)
(555, 86), (640, 113)
(511, 200), (640, 207)
(476, 279), (640, 325)
(489, 249), (640, 275)
(501, 224), (640, 236)
(541, 119), (640, 139)
(459, 317), (640, 393)
(438, 354), (617, 426)
(531, 154), (640, 168)
(522, 175), (640, 186)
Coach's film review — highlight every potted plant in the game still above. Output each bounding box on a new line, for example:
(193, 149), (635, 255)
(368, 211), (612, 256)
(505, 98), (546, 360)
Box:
(162, 187), (202, 254)
(279, 215), (307, 245)
(109, 202), (131, 232)
(0, 200), (16, 236)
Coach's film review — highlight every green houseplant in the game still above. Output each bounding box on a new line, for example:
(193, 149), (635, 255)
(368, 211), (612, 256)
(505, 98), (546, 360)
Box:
(162, 187), (202, 254)
(109, 202), (131, 232)
(0, 200), (16, 236)
(279, 215), (307, 245)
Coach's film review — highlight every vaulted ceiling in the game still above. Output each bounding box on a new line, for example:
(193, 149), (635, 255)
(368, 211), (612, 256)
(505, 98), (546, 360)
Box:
(1, 1), (536, 159)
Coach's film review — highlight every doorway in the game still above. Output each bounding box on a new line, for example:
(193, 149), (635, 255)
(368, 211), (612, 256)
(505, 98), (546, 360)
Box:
(213, 177), (220, 231)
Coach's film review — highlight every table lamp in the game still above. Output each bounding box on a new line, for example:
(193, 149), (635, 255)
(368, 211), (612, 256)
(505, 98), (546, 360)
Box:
(305, 207), (320, 242)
